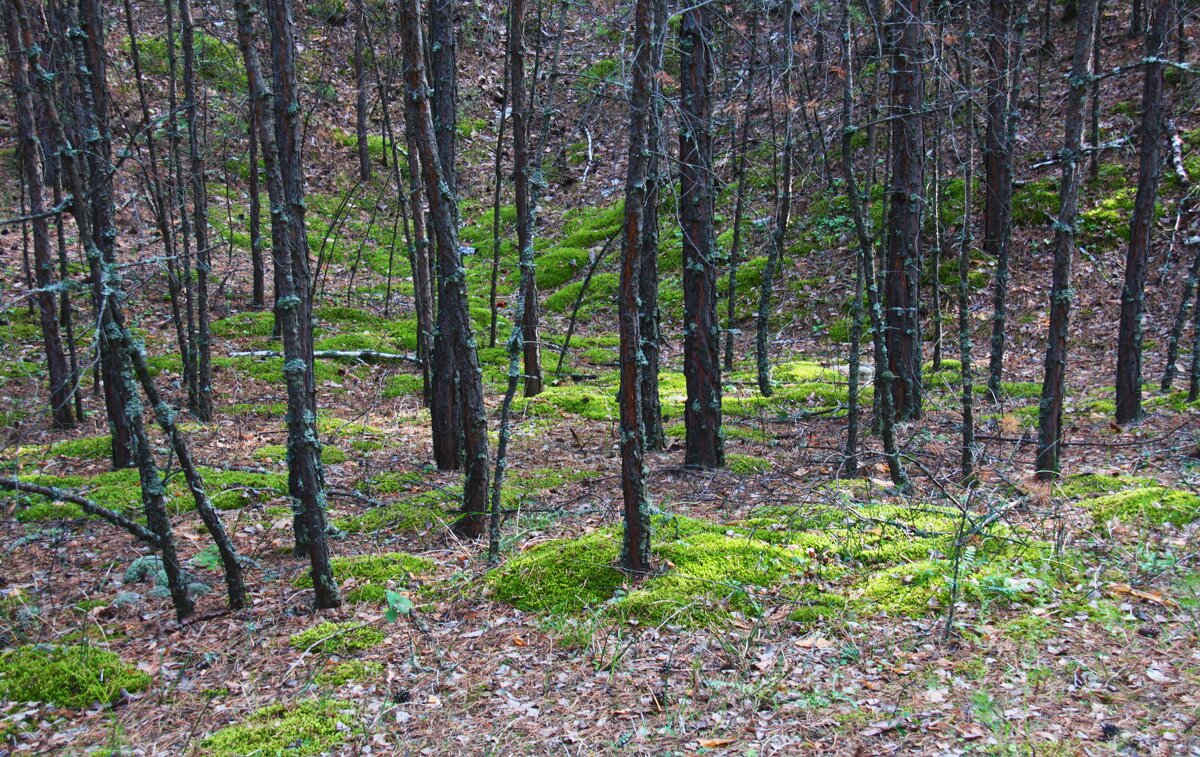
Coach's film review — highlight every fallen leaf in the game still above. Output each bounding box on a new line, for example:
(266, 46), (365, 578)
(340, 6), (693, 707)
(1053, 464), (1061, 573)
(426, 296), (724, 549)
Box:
(697, 737), (736, 748)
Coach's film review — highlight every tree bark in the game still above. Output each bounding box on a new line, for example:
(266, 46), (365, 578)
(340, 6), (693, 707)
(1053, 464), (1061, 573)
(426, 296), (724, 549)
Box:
(1114, 0), (1171, 424)
(638, 0), (665, 450)
(398, 0), (491, 539)
(354, 0), (372, 181)
(1036, 0), (1098, 479)
(679, 4), (723, 469)
(237, 0), (340, 607)
(883, 0), (925, 421)
(618, 0), (654, 574)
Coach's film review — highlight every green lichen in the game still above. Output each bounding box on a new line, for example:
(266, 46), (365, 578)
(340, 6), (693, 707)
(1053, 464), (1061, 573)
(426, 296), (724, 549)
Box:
(0, 645), (151, 708)
(199, 699), (360, 756)
(1084, 486), (1200, 528)
(288, 621), (384, 654)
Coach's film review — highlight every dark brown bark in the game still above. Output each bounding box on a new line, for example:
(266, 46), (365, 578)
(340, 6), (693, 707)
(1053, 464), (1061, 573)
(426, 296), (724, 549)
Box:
(354, 0), (371, 181)
(679, 4), (723, 469)
(237, 0), (340, 607)
(1114, 0), (1171, 424)
(398, 0), (491, 538)
(883, 0), (925, 421)
(402, 87), (436, 407)
(249, 103), (267, 309)
(1036, 0), (1097, 479)
(638, 0), (665, 450)
(3, 12), (74, 429)
(618, 0), (654, 574)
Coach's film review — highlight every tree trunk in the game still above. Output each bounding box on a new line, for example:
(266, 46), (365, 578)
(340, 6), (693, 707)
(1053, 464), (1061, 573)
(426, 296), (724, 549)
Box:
(957, 1), (978, 483)
(679, 4), (723, 469)
(3, 14), (74, 429)
(249, 103), (267, 309)
(398, 0), (491, 539)
(237, 0), (340, 607)
(638, 0), (665, 449)
(723, 19), (757, 372)
(180, 0), (213, 422)
(354, 0), (371, 181)
(509, 0), (543, 397)
(883, 0), (925, 421)
(1114, 0), (1171, 424)
(618, 0), (654, 574)
(1036, 0), (1098, 479)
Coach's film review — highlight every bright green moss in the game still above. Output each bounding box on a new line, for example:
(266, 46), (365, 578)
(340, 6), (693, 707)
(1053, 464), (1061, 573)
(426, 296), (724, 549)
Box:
(726, 453), (772, 475)
(211, 311), (276, 338)
(0, 645), (151, 708)
(515, 381), (619, 421)
(488, 529), (625, 615)
(859, 560), (946, 617)
(1057, 472), (1157, 498)
(16, 500), (85, 522)
(544, 273), (619, 314)
(48, 435), (113, 460)
(314, 660), (383, 687)
(1012, 178), (1058, 226)
(199, 699), (360, 756)
(1085, 486), (1200, 528)
(384, 373), (423, 398)
(252, 444), (348, 465)
(358, 470), (425, 494)
(535, 247), (589, 289)
(292, 552), (433, 604)
(289, 621), (384, 654)
(334, 491), (454, 533)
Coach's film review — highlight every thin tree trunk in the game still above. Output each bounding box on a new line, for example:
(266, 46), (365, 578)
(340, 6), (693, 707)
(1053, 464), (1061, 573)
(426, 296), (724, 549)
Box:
(236, 0), (340, 607)
(839, 0), (906, 490)
(883, 0), (925, 421)
(723, 19), (757, 372)
(957, 2), (977, 483)
(1036, 0), (1097, 479)
(354, 0), (372, 181)
(755, 8), (796, 398)
(1161, 124), (1198, 391)
(1115, 0), (1171, 424)
(249, 103), (266, 309)
(487, 22), (511, 350)
(1088, 0), (1103, 183)
(3, 17), (74, 429)
(618, 0), (654, 574)
(509, 0), (542, 397)
(679, 3), (722, 469)
(398, 0), (491, 539)
(638, 0), (665, 449)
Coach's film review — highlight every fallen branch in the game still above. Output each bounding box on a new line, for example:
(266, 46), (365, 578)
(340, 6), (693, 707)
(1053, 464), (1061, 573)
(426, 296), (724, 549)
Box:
(229, 349), (420, 364)
(0, 477), (161, 546)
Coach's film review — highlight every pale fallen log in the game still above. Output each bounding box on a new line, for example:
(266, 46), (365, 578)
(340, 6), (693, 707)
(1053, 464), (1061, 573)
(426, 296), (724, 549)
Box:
(0, 477), (161, 546)
(229, 349), (420, 364)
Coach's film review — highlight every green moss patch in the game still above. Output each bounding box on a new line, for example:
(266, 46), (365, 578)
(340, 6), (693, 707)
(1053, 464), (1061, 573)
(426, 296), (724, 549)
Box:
(289, 621), (384, 654)
(0, 645), (151, 708)
(535, 247), (590, 289)
(252, 444), (348, 465)
(199, 699), (361, 756)
(1084, 486), (1200, 528)
(1057, 472), (1157, 498)
(292, 552), (433, 604)
(47, 435), (113, 460)
(334, 489), (456, 534)
(726, 453), (772, 475)
(314, 660), (383, 687)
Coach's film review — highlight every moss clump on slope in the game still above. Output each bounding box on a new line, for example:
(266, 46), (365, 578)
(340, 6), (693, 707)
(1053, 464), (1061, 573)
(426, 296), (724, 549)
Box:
(1085, 486), (1200, 528)
(199, 699), (360, 756)
(0, 645), (151, 708)
(289, 621), (384, 654)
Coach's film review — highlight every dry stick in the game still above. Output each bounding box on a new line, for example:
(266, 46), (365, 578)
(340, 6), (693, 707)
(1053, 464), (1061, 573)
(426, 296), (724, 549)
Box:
(229, 349), (420, 364)
(553, 233), (620, 377)
(313, 180), (364, 298)
(0, 478), (161, 546)
(344, 183), (388, 304)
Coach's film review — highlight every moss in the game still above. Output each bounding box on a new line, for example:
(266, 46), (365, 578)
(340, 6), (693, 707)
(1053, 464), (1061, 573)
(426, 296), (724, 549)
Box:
(1011, 178), (1058, 226)
(289, 621), (384, 654)
(292, 552), (433, 604)
(1084, 486), (1200, 528)
(0, 645), (151, 708)
(16, 500), (85, 522)
(199, 699), (360, 756)
(544, 273), (619, 314)
(456, 116), (488, 140)
(252, 444), (348, 465)
(535, 247), (590, 289)
(490, 516), (827, 628)
(358, 470), (425, 494)
(1056, 472), (1157, 498)
(48, 435), (114, 460)
(384, 373), (424, 398)
(211, 311), (276, 338)
(334, 490), (455, 534)
(315, 660), (383, 687)
(515, 380), (619, 421)
(123, 30), (246, 93)
(726, 453), (772, 475)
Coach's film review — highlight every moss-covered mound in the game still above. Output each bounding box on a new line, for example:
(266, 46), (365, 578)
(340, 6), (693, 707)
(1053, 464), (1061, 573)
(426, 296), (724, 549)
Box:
(1084, 486), (1200, 528)
(199, 699), (360, 756)
(489, 516), (840, 628)
(289, 621), (384, 654)
(292, 551), (434, 604)
(0, 645), (151, 708)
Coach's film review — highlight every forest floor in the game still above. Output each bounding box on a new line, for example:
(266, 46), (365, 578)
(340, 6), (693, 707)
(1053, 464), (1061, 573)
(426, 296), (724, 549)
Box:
(1, 4), (1200, 755)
